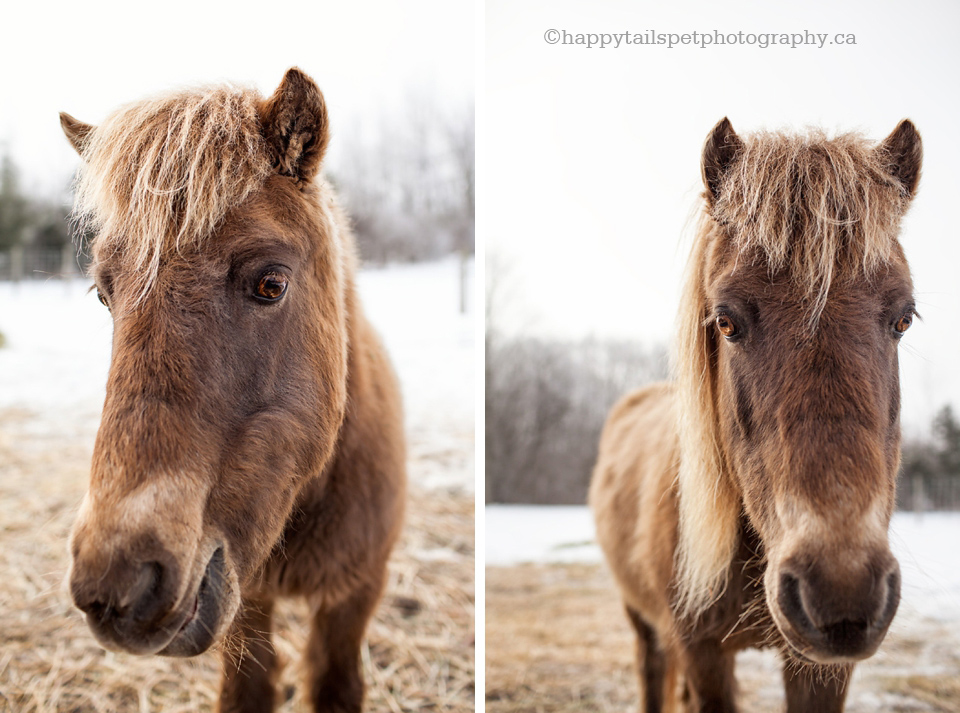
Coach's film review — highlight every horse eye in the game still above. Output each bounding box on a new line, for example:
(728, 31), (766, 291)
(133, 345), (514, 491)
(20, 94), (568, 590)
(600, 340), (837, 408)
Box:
(255, 273), (288, 302)
(894, 313), (912, 335)
(716, 314), (739, 339)
(96, 289), (109, 309)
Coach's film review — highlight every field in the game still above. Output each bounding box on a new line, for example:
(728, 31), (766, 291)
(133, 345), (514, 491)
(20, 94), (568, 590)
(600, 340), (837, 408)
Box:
(0, 259), (475, 712)
(486, 506), (960, 713)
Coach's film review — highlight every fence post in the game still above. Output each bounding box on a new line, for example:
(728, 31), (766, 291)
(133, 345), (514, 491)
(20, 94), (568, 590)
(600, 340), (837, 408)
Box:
(61, 244), (78, 281)
(459, 250), (469, 314)
(912, 475), (926, 513)
(10, 245), (23, 283)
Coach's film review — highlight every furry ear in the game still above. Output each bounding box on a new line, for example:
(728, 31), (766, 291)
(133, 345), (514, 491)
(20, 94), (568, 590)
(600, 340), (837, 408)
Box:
(701, 117), (742, 204)
(259, 68), (329, 181)
(60, 112), (95, 156)
(877, 119), (922, 199)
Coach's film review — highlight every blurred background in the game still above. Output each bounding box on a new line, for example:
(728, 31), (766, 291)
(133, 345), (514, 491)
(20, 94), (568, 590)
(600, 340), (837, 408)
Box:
(0, 2), (475, 711)
(485, 0), (960, 510)
(484, 1), (960, 711)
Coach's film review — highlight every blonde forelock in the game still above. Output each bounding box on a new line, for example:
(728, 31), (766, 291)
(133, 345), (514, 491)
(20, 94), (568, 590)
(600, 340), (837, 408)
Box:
(75, 85), (273, 297)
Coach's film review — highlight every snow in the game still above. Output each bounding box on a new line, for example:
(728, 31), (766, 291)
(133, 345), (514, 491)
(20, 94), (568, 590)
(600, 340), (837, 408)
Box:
(357, 258), (474, 491)
(889, 512), (960, 623)
(485, 505), (601, 566)
(0, 279), (111, 441)
(0, 257), (474, 490)
(485, 505), (960, 623)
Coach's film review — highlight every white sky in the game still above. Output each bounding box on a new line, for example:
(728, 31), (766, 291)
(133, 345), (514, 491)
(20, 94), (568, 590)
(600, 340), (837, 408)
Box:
(0, 0), (473, 197)
(485, 0), (960, 433)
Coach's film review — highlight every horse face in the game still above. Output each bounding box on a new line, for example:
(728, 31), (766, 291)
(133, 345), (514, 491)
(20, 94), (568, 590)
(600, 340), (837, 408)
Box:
(68, 180), (347, 655)
(65, 69), (340, 657)
(707, 246), (913, 663)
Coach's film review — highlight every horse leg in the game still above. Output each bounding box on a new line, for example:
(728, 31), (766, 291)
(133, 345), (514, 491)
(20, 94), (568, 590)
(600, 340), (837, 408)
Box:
(218, 598), (278, 713)
(306, 582), (381, 713)
(678, 638), (736, 713)
(626, 605), (669, 713)
(783, 663), (851, 713)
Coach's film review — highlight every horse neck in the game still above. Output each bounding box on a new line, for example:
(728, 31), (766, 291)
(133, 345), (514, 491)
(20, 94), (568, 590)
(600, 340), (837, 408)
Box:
(320, 195), (403, 469)
(337, 242), (392, 433)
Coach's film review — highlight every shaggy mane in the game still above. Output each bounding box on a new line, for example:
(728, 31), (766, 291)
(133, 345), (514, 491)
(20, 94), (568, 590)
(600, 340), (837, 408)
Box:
(74, 85), (273, 295)
(714, 129), (909, 322)
(674, 127), (913, 617)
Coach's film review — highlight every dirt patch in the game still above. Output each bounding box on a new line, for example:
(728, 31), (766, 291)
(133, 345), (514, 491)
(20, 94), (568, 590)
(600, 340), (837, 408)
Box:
(0, 409), (474, 712)
(486, 563), (960, 713)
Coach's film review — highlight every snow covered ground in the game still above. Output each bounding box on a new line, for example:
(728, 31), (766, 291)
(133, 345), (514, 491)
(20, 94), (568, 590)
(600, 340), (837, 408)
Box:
(486, 505), (601, 566)
(357, 259), (475, 491)
(0, 257), (474, 491)
(485, 504), (960, 623)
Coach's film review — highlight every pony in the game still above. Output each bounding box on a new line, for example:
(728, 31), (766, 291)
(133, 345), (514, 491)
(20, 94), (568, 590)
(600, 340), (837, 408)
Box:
(589, 117), (921, 712)
(60, 68), (406, 713)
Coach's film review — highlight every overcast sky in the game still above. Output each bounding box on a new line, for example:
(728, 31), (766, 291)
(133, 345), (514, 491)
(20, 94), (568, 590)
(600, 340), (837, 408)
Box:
(0, 0), (473, 196)
(486, 0), (960, 433)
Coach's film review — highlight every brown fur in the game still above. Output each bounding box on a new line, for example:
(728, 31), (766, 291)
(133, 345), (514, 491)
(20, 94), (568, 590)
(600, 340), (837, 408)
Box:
(62, 69), (405, 713)
(590, 118), (921, 712)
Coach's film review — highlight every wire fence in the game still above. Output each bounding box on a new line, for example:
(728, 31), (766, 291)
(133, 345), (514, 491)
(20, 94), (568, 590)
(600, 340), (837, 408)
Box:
(897, 474), (960, 512)
(0, 246), (87, 281)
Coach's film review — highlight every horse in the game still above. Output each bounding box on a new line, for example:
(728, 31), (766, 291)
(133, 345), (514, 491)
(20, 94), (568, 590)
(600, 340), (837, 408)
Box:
(589, 117), (922, 712)
(60, 68), (406, 713)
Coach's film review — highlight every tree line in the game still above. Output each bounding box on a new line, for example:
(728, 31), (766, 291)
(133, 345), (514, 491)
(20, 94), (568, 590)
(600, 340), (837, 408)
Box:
(899, 405), (960, 510)
(0, 152), (72, 253)
(485, 330), (668, 504)
(329, 98), (475, 265)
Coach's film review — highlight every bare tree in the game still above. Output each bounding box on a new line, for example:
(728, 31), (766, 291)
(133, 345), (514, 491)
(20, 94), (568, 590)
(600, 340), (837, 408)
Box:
(329, 93), (474, 271)
(445, 100), (474, 313)
(485, 333), (669, 504)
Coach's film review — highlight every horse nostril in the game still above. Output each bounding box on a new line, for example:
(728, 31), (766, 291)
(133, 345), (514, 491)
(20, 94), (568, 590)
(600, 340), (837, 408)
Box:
(127, 561), (166, 623)
(74, 561), (166, 627)
(75, 596), (111, 622)
(124, 562), (161, 606)
(778, 572), (814, 632)
(875, 568), (901, 629)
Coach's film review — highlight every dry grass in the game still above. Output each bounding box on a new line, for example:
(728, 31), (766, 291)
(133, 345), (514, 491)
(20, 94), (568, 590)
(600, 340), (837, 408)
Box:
(486, 563), (960, 713)
(0, 407), (474, 712)
(485, 564), (635, 713)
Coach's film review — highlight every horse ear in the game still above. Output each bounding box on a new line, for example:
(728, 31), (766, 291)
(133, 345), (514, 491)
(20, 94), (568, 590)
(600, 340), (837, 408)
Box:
(60, 112), (95, 156)
(701, 117), (742, 204)
(259, 68), (330, 181)
(877, 119), (922, 199)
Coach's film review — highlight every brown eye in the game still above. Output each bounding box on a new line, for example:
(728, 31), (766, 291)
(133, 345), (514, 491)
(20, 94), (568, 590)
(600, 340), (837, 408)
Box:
(894, 313), (912, 335)
(716, 314), (738, 339)
(96, 289), (109, 309)
(255, 273), (288, 302)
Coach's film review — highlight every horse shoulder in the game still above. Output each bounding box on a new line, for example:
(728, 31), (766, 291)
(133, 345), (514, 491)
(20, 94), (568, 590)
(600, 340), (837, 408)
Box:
(590, 381), (681, 633)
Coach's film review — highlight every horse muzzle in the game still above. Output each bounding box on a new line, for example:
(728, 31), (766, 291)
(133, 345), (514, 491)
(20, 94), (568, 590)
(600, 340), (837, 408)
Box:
(769, 550), (901, 664)
(70, 535), (234, 657)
